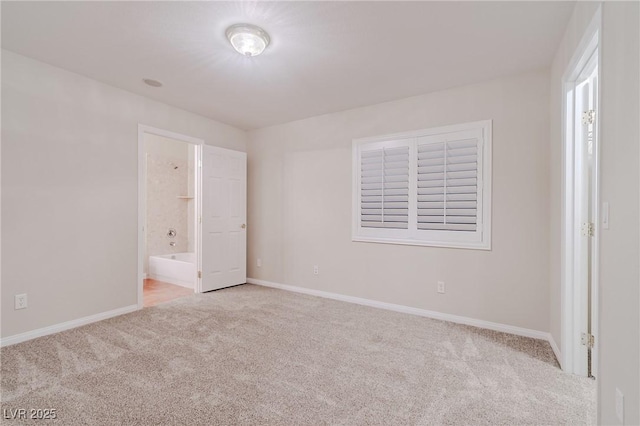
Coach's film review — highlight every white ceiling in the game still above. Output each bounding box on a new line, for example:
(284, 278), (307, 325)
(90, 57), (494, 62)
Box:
(2, 1), (574, 130)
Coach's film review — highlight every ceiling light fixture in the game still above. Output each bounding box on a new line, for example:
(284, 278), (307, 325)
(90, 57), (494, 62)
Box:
(143, 78), (163, 88)
(226, 23), (270, 57)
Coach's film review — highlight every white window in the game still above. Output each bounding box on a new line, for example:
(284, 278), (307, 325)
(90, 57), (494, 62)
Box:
(352, 120), (491, 250)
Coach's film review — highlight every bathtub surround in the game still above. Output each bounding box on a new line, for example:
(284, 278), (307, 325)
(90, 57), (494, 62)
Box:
(187, 145), (196, 253)
(148, 253), (196, 289)
(144, 134), (194, 276)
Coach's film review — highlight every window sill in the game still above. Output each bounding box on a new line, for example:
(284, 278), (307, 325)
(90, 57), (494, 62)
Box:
(352, 236), (491, 251)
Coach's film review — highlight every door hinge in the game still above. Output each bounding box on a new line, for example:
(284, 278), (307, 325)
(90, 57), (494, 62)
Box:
(581, 332), (595, 349)
(198, 271), (202, 279)
(199, 216), (202, 224)
(581, 222), (595, 237)
(582, 109), (596, 125)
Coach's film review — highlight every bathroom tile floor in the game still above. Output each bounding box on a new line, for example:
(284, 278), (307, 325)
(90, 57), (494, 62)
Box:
(143, 278), (193, 308)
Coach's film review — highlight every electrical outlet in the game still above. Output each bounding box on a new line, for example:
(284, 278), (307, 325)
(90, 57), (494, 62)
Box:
(437, 281), (445, 294)
(615, 388), (624, 423)
(313, 265), (319, 275)
(15, 294), (27, 310)
(257, 258), (262, 267)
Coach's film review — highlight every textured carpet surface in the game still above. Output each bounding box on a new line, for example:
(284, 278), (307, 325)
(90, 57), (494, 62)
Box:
(1, 284), (595, 425)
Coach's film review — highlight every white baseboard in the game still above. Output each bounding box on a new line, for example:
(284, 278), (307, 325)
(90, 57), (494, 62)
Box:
(247, 278), (551, 341)
(548, 334), (562, 367)
(0, 304), (139, 347)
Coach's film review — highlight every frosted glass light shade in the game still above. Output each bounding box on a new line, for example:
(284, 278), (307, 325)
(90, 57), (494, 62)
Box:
(226, 24), (270, 57)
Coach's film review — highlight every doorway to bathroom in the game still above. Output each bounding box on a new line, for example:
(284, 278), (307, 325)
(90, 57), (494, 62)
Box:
(137, 125), (248, 309)
(139, 126), (200, 307)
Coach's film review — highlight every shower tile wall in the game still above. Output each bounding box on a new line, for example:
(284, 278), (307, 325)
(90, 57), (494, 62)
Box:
(187, 146), (195, 253)
(144, 134), (192, 274)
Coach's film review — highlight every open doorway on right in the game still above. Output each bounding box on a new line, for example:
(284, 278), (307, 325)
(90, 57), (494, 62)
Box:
(562, 23), (599, 382)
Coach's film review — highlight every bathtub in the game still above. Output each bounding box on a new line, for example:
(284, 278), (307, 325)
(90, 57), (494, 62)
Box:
(148, 252), (196, 289)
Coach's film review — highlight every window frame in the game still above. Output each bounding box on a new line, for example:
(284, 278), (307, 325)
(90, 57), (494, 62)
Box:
(352, 120), (492, 250)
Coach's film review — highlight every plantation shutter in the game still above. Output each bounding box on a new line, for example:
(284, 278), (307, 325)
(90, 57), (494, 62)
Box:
(353, 121), (490, 249)
(417, 132), (481, 232)
(360, 145), (410, 229)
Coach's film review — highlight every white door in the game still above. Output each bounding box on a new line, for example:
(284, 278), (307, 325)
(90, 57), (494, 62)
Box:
(574, 58), (598, 377)
(200, 145), (247, 292)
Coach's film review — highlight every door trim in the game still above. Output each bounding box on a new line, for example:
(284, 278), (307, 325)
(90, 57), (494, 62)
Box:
(560, 7), (601, 377)
(137, 125), (204, 309)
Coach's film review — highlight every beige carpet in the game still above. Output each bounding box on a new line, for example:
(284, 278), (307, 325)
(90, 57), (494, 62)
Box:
(1, 284), (595, 425)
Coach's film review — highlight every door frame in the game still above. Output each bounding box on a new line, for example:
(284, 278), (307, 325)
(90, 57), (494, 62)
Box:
(560, 7), (601, 377)
(137, 124), (204, 309)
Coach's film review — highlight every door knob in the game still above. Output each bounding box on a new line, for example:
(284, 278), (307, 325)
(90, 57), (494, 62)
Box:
(241, 224), (246, 229)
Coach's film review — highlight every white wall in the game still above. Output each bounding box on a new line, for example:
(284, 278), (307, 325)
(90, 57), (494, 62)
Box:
(1, 50), (246, 338)
(247, 69), (551, 333)
(598, 2), (639, 424)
